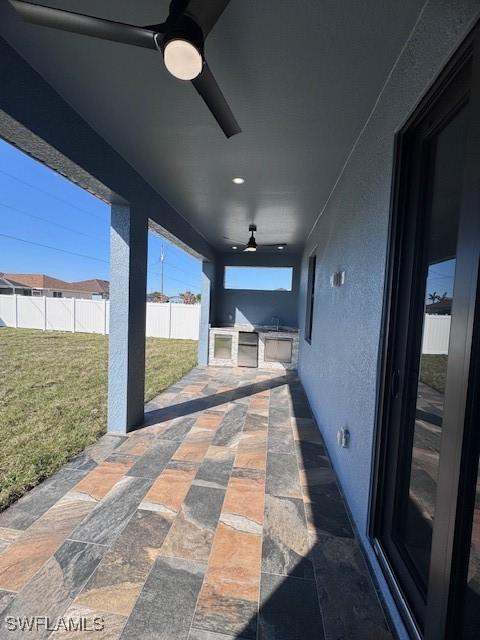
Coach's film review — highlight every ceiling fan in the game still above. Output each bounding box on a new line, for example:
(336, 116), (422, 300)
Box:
(9, 0), (241, 138)
(225, 225), (288, 252)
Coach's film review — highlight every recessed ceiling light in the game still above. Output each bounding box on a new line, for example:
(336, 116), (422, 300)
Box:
(277, 245), (285, 250)
(232, 246), (238, 250)
(232, 177), (245, 184)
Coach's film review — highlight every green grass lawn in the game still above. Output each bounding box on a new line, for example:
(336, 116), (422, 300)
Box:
(0, 328), (197, 511)
(420, 354), (448, 394)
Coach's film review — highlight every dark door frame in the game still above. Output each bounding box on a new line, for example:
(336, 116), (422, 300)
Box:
(370, 21), (480, 640)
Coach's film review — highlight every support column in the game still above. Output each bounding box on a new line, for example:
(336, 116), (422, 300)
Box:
(108, 204), (148, 433)
(198, 260), (215, 366)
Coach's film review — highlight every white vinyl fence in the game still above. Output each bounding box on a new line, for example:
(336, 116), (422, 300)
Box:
(421, 314), (451, 355)
(0, 296), (200, 340)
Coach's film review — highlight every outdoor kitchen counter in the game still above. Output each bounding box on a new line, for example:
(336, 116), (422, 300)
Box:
(208, 326), (299, 369)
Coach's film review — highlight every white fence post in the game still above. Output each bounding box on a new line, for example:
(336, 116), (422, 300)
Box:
(168, 302), (172, 339)
(14, 294), (18, 328)
(71, 298), (76, 333)
(103, 299), (107, 335)
(43, 296), (47, 331)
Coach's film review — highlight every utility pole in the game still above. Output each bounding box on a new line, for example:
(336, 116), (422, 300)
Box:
(160, 243), (165, 299)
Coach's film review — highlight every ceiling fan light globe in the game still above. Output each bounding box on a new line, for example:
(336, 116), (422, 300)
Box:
(243, 246), (257, 252)
(164, 39), (203, 80)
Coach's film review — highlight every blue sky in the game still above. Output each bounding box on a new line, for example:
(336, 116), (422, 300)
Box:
(0, 139), (200, 296)
(426, 258), (455, 301)
(224, 266), (293, 291)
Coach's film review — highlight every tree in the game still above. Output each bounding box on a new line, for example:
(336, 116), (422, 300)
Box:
(179, 291), (197, 305)
(148, 291), (169, 303)
(428, 291), (449, 304)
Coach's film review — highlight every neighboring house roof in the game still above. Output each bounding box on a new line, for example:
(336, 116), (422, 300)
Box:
(2, 273), (70, 289)
(1, 273), (109, 294)
(69, 279), (110, 294)
(0, 274), (26, 289)
(426, 298), (452, 315)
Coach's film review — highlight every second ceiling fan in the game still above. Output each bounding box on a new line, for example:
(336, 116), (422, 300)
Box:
(9, 0), (241, 138)
(225, 225), (288, 253)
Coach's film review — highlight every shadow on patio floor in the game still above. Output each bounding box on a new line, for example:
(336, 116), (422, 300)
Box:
(0, 366), (392, 640)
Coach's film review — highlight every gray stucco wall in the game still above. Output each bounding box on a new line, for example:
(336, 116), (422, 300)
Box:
(213, 252), (301, 328)
(296, 2), (480, 637)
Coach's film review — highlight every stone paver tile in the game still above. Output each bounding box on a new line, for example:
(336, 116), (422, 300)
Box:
(0, 493), (95, 591)
(243, 413), (268, 433)
(265, 451), (302, 499)
(160, 485), (225, 563)
(258, 572), (324, 640)
(114, 433), (156, 456)
(193, 523), (261, 639)
(1, 540), (105, 640)
(160, 415), (197, 442)
(267, 424), (295, 454)
(73, 454), (137, 501)
(75, 509), (171, 616)
(212, 404), (248, 448)
(193, 446), (236, 490)
(261, 494), (313, 579)
(0, 590), (15, 615)
(0, 466), (89, 531)
(291, 418), (322, 443)
(194, 411), (224, 431)
(70, 476), (152, 546)
(189, 630), (251, 640)
(140, 461), (198, 518)
(234, 448), (266, 471)
(83, 435), (127, 464)
(303, 485), (354, 540)
(311, 534), (391, 640)
(120, 557), (205, 640)
(0, 527), (21, 545)
(234, 429), (267, 472)
(221, 473), (265, 533)
(184, 384), (207, 394)
(49, 604), (127, 639)
(126, 440), (179, 479)
(172, 427), (214, 463)
(248, 396), (269, 417)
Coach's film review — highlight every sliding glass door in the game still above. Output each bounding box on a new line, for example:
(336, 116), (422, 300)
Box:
(373, 24), (480, 640)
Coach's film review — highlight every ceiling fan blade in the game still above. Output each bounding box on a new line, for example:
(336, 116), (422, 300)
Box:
(9, 1), (158, 49)
(185, 0), (230, 37)
(263, 243), (288, 248)
(192, 62), (240, 138)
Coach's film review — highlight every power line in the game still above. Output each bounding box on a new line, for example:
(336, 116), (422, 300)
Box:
(0, 202), (100, 241)
(150, 268), (198, 290)
(163, 272), (198, 289)
(0, 167), (107, 222)
(149, 254), (196, 278)
(0, 231), (199, 280)
(0, 232), (108, 264)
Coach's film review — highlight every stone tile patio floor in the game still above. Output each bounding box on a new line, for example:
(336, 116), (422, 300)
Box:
(0, 367), (392, 640)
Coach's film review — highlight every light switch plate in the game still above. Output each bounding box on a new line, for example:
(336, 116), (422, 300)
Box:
(337, 428), (350, 448)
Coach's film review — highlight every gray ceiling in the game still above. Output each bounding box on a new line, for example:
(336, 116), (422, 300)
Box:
(0, 0), (424, 252)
